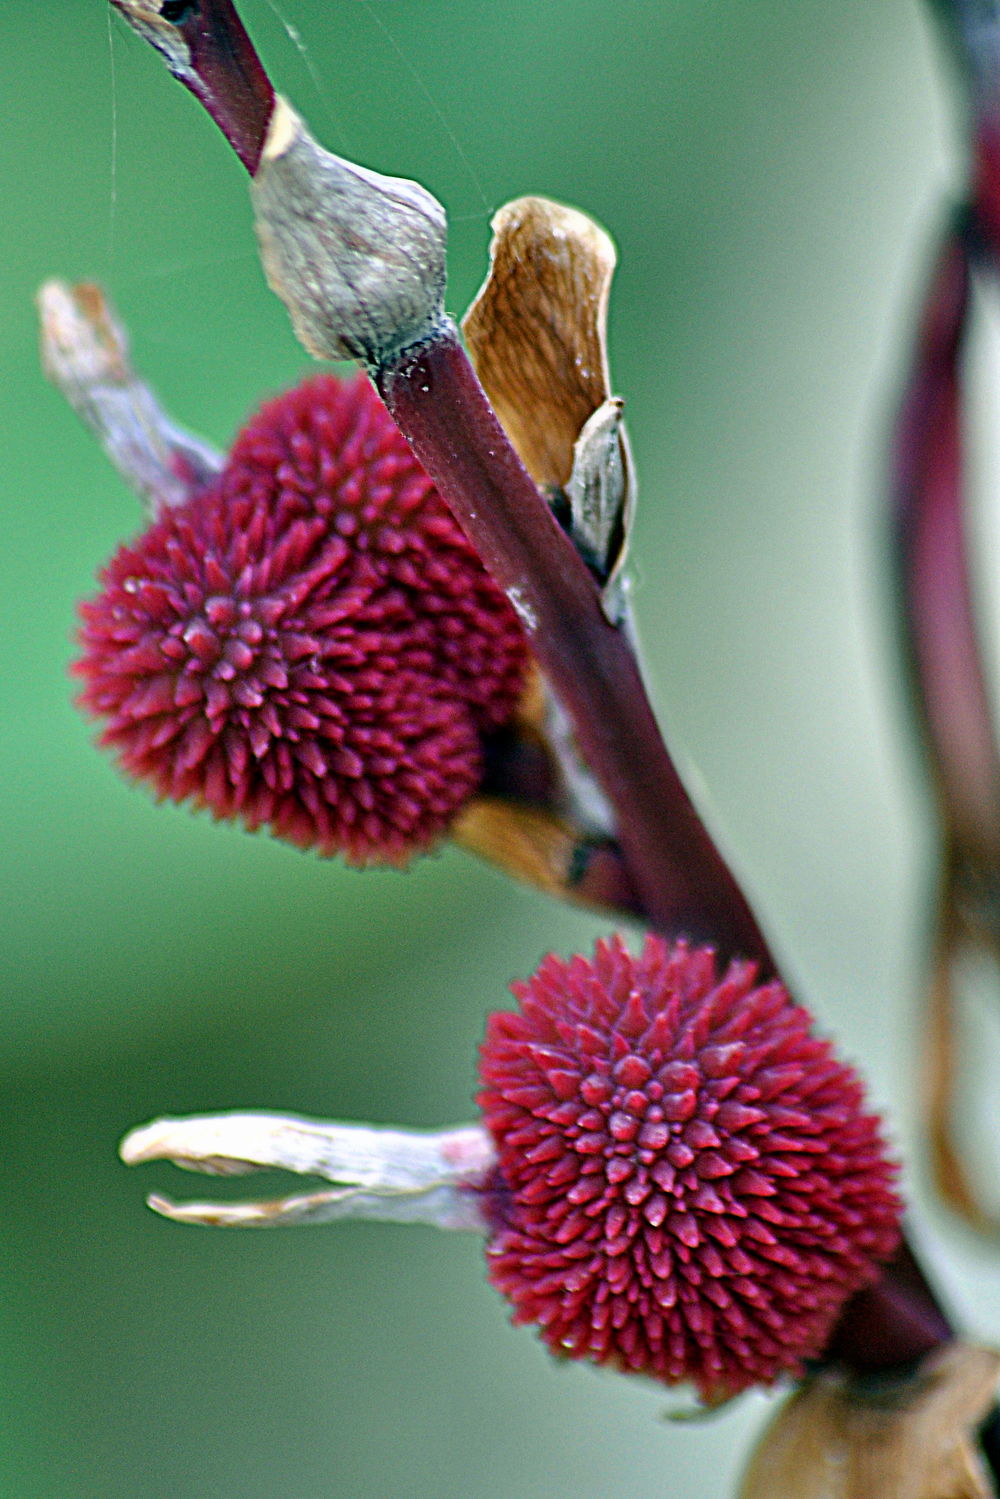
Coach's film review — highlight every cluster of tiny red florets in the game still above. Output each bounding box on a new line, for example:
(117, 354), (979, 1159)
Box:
(75, 374), (528, 863)
(478, 934), (901, 1399)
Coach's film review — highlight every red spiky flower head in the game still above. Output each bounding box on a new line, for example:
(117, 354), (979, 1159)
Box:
(75, 373), (528, 864)
(478, 934), (902, 1400)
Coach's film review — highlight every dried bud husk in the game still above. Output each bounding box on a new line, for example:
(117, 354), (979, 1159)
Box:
(463, 196), (615, 489)
(456, 200), (642, 893)
(251, 96), (448, 367)
(564, 396), (631, 597)
(454, 197), (641, 899)
(739, 1343), (1000, 1499)
(462, 196), (634, 604)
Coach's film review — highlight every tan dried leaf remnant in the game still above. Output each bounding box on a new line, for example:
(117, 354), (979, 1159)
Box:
(463, 196), (616, 491)
(456, 198), (645, 896)
(739, 1343), (1000, 1499)
(463, 196), (634, 611)
(454, 799), (594, 904)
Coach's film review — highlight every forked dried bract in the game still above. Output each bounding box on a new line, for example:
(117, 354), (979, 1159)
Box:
(739, 1343), (1000, 1499)
(120, 1112), (494, 1231)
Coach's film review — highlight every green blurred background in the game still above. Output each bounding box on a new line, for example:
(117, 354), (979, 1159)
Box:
(4, 2), (997, 1494)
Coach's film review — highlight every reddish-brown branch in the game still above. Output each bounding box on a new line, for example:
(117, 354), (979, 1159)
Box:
(975, 123), (1000, 257)
(108, 0), (274, 174)
(105, 2), (776, 961)
(377, 330), (775, 966)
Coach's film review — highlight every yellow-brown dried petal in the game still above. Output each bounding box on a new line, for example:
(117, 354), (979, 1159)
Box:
(453, 798), (587, 903)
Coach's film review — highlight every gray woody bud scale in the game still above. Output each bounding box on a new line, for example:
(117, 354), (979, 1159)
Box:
(251, 97), (448, 368)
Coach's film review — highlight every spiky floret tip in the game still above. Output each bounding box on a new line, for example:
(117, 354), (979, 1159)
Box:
(478, 934), (901, 1399)
(74, 373), (528, 864)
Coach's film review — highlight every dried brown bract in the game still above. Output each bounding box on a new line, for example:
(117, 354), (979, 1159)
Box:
(740, 1343), (1000, 1499)
(464, 196), (616, 489)
(463, 196), (634, 603)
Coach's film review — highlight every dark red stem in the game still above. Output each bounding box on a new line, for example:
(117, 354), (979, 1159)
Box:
(975, 122), (1000, 257)
(825, 1241), (954, 1375)
(378, 330), (775, 968)
(109, 0), (274, 175)
(107, 1), (775, 963)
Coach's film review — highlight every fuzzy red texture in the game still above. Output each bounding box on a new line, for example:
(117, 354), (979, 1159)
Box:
(75, 373), (528, 864)
(478, 934), (902, 1399)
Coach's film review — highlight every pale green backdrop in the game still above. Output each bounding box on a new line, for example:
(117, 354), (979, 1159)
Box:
(2, 3), (995, 1496)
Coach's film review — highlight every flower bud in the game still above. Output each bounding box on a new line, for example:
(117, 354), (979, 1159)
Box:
(75, 372), (527, 864)
(478, 934), (902, 1401)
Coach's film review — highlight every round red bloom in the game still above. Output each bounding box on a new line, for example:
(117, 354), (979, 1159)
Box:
(478, 935), (901, 1399)
(75, 373), (528, 863)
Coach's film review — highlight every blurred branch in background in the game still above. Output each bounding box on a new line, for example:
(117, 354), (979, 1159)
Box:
(895, 0), (1000, 1236)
